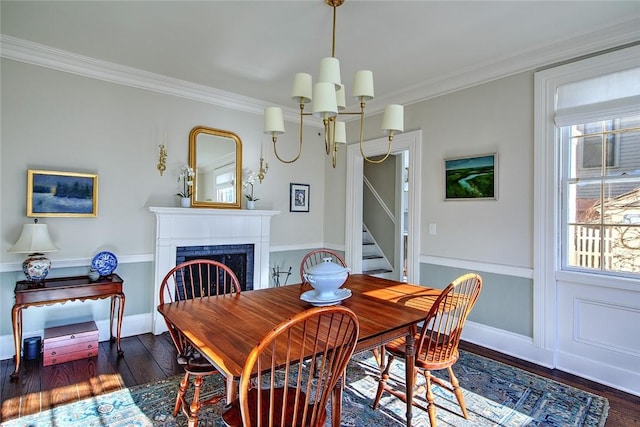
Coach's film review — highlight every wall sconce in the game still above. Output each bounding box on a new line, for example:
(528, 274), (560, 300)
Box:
(9, 219), (59, 282)
(157, 144), (167, 176)
(257, 156), (268, 183)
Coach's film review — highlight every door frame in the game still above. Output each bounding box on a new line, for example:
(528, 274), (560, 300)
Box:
(345, 129), (422, 283)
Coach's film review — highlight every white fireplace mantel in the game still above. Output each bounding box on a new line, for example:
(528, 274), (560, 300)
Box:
(149, 206), (279, 334)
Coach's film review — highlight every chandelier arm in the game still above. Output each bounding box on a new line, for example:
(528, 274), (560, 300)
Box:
(272, 104), (306, 164)
(356, 99), (392, 163)
(361, 138), (393, 164)
(324, 118), (332, 155)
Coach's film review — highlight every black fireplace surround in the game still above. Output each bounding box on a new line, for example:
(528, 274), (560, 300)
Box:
(176, 244), (254, 292)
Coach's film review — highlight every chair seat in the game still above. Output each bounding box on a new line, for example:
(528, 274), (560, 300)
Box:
(177, 351), (218, 375)
(222, 387), (318, 427)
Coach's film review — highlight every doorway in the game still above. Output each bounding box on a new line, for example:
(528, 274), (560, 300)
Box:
(345, 129), (422, 283)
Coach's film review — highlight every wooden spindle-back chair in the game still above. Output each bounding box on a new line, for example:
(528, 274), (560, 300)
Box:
(222, 305), (360, 427)
(372, 272), (482, 427)
(159, 259), (242, 427)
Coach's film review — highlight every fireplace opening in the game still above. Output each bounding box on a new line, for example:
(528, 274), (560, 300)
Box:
(176, 244), (254, 292)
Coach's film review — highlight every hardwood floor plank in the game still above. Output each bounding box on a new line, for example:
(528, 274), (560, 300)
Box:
(42, 362), (80, 409)
(136, 332), (181, 377)
(117, 335), (168, 386)
(99, 340), (136, 387)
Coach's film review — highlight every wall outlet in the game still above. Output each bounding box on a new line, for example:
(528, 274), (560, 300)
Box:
(429, 223), (437, 235)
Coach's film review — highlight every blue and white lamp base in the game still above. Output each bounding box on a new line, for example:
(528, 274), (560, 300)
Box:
(22, 253), (51, 282)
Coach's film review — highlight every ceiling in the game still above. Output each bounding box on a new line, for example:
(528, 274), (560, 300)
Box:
(2, 1), (640, 115)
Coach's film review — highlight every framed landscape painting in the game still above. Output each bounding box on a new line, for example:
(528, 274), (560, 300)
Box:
(27, 169), (98, 217)
(444, 153), (497, 200)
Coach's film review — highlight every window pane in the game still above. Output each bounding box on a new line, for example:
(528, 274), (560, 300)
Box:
(563, 113), (640, 277)
(567, 224), (607, 270)
(607, 122), (640, 177)
(567, 181), (601, 223)
(614, 225), (640, 273)
(602, 180), (640, 225)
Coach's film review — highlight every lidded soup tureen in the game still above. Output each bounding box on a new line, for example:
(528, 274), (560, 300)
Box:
(304, 258), (350, 300)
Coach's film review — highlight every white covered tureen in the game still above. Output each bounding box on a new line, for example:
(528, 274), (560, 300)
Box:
(304, 258), (350, 300)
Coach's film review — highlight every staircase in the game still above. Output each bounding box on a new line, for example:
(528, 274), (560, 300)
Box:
(362, 225), (393, 277)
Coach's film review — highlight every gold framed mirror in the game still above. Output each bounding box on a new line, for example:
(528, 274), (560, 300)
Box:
(189, 126), (242, 209)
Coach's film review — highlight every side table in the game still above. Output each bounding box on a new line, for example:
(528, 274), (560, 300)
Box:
(11, 273), (125, 380)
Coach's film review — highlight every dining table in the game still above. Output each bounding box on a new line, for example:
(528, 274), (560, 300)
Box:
(157, 273), (441, 427)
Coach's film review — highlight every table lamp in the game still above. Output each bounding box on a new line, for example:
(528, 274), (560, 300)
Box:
(9, 219), (59, 282)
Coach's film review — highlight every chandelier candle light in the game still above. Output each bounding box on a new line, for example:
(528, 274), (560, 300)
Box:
(263, 0), (404, 168)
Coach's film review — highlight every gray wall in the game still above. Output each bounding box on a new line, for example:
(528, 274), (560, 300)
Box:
(363, 156), (397, 263)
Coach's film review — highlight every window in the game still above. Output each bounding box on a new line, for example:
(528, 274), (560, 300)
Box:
(215, 170), (235, 203)
(562, 114), (640, 276)
(579, 120), (618, 169)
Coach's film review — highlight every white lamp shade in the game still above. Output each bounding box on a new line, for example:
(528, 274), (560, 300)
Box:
(334, 121), (347, 144)
(352, 70), (374, 100)
(381, 104), (404, 133)
(291, 72), (312, 103)
(312, 82), (338, 119)
(318, 57), (341, 89)
(10, 223), (58, 254)
(336, 84), (346, 111)
(263, 107), (285, 134)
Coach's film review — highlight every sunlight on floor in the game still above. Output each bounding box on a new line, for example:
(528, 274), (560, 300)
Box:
(1, 373), (124, 420)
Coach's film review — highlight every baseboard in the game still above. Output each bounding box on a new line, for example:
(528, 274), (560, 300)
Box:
(0, 313), (153, 361)
(462, 320), (555, 368)
(557, 350), (640, 397)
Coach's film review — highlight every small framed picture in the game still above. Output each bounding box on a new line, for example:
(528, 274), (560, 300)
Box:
(444, 153), (497, 200)
(290, 183), (310, 212)
(27, 169), (98, 217)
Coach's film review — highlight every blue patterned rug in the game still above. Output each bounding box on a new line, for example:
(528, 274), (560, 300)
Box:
(1, 350), (608, 427)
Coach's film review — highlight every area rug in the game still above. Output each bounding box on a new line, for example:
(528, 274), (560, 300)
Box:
(1, 350), (608, 427)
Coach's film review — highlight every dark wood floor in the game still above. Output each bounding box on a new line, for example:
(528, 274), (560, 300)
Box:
(1, 334), (639, 425)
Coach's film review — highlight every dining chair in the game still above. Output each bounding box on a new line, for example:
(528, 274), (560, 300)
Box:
(221, 305), (360, 427)
(372, 272), (482, 427)
(299, 248), (348, 291)
(159, 259), (242, 427)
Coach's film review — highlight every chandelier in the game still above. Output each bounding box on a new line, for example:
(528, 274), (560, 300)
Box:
(263, 0), (404, 168)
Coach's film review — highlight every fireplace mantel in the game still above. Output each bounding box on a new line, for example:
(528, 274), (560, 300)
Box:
(149, 206), (279, 334)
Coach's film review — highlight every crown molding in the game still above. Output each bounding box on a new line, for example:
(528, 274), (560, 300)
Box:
(0, 34), (312, 126)
(379, 17), (640, 108)
(3, 17), (640, 121)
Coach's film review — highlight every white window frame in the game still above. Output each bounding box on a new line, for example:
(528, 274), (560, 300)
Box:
(533, 45), (640, 353)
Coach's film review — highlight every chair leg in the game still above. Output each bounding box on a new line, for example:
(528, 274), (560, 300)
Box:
(448, 366), (468, 419)
(424, 371), (437, 427)
(188, 374), (204, 427)
(373, 350), (394, 410)
(174, 371), (190, 417)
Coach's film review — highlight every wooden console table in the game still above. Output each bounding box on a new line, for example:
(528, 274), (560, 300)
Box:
(10, 274), (125, 380)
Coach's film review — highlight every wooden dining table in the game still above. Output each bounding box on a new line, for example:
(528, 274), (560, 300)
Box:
(157, 273), (441, 427)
